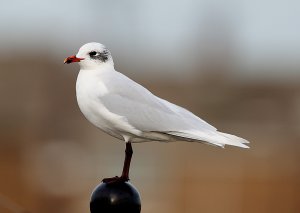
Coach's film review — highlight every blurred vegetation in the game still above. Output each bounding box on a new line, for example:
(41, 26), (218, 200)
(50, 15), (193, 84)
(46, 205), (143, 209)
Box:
(0, 55), (299, 213)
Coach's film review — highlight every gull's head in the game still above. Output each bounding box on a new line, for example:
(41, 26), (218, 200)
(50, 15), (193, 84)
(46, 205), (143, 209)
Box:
(64, 42), (113, 69)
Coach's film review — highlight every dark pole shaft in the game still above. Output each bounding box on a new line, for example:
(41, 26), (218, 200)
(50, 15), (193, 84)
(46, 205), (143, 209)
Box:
(121, 142), (133, 180)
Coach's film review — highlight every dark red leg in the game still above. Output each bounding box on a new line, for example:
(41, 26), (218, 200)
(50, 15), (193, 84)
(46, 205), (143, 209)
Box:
(102, 142), (133, 183)
(121, 142), (133, 179)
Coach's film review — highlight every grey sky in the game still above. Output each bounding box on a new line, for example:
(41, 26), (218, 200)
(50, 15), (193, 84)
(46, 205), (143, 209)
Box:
(1, 0), (299, 75)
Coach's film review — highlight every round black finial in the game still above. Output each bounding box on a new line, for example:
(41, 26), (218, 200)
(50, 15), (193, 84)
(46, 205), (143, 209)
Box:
(90, 181), (141, 213)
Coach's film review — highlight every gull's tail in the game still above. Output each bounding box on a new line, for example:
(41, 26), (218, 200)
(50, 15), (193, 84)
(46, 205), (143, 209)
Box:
(166, 130), (249, 148)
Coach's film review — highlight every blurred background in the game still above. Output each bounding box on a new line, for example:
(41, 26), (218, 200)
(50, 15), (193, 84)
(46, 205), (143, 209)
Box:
(0, 0), (300, 212)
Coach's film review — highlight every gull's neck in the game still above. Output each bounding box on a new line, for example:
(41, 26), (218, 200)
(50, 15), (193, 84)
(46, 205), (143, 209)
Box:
(78, 63), (115, 78)
(79, 59), (114, 71)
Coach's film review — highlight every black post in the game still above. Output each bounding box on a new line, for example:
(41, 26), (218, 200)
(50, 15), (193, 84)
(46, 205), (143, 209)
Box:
(90, 181), (141, 213)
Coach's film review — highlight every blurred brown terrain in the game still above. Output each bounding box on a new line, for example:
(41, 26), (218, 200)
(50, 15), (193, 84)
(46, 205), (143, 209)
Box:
(0, 55), (299, 213)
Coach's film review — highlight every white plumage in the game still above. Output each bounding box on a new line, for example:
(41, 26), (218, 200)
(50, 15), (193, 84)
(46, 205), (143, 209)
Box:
(72, 42), (249, 148)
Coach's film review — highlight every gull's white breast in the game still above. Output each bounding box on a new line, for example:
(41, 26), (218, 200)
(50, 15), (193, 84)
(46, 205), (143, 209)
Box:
(75, 69), (141, 141)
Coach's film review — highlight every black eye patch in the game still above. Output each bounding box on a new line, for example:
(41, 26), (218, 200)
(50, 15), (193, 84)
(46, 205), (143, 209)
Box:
(89, 50), (109, 62)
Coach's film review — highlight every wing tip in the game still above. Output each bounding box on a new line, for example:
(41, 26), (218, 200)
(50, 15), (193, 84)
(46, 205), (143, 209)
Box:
(218, 132), (250, 149)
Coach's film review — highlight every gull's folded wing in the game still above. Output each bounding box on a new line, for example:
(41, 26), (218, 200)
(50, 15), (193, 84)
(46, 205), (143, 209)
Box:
(100, 71), (249, 148)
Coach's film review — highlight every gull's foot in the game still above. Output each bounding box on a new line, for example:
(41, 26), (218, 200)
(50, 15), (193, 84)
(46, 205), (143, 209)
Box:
(102, 176), (129, 184)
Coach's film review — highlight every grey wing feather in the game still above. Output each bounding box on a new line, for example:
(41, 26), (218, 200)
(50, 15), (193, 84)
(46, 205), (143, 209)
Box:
(100, 72), (216, 132)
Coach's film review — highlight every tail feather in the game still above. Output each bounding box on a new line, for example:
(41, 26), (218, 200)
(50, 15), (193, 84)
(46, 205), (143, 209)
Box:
(166, 130), (249, 148)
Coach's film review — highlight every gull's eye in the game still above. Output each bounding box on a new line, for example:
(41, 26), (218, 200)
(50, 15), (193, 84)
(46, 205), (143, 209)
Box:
(88, 49), (109, 62)
(89, 51), (99, 57)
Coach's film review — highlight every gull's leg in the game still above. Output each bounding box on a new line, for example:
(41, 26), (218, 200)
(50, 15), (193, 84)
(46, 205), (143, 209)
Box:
(121, 142), (133, 180)
(102, 142), (133, 183)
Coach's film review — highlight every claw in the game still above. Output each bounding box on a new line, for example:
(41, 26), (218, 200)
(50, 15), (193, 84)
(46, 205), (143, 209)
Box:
(102, 176), (129, 184)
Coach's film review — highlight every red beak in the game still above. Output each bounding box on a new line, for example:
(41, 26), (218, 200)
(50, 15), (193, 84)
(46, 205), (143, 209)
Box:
(64, 55), (84, 64)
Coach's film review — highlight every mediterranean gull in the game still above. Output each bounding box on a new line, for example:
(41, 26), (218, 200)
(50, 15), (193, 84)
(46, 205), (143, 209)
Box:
(64, 42), (249, 183)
